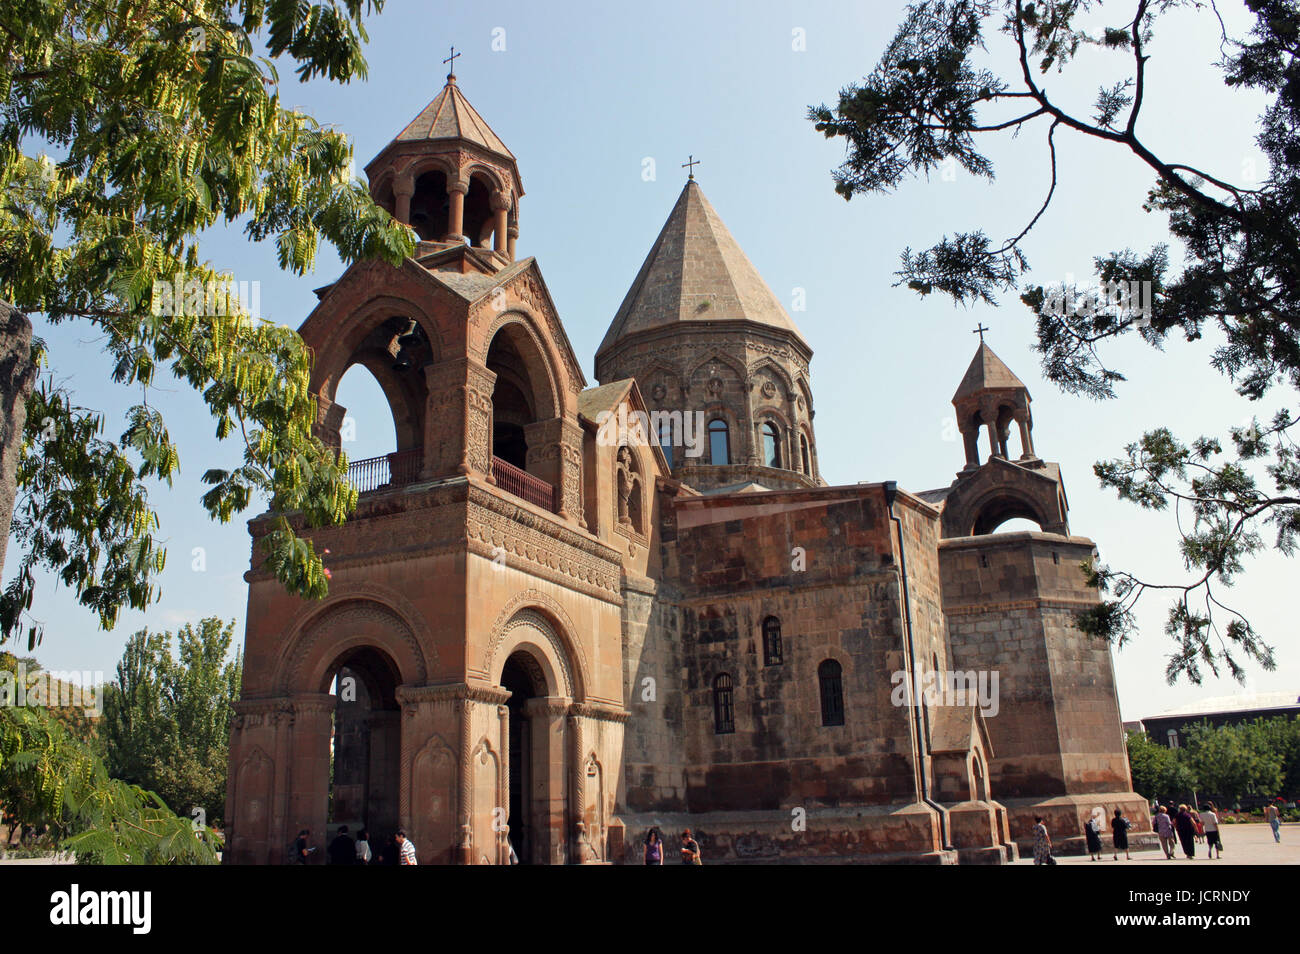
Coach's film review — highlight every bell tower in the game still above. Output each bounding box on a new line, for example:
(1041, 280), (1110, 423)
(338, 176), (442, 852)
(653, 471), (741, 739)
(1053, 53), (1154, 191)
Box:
(952, 334), (1037, 475)
(364, 60), (522, 259)
(227, 63), (631, 868)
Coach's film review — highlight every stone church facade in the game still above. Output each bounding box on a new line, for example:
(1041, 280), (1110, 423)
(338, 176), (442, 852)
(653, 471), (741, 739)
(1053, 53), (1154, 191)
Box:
(224, 73), (1148, 865)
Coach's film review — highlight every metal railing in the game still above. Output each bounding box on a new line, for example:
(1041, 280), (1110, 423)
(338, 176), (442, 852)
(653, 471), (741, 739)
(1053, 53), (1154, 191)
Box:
(346, 447), (423, 494)
(491, 456), (559, 512)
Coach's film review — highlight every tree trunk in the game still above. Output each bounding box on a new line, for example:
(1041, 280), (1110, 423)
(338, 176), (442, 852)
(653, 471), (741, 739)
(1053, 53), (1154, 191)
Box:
(0, 302), (36, 576)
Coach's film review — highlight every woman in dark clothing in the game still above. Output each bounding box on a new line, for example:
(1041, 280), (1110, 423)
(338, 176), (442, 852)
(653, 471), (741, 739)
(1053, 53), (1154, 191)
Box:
(1083, 814), (1103, 860)
(1111, 808), (1131, 860)
(1174, 805), (1197, 859)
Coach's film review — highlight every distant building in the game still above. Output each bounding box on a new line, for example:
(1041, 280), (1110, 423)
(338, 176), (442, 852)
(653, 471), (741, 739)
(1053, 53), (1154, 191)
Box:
(1138, 692), (1300, 749)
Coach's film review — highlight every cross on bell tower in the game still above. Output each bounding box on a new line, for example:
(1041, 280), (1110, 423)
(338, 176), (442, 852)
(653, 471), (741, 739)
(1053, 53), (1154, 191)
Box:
(443, 45), (461, 81)
(682, 155), (700, 180)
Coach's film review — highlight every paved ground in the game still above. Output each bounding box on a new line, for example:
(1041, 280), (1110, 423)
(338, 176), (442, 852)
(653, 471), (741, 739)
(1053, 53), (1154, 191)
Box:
(1016, 821), (1300, 865)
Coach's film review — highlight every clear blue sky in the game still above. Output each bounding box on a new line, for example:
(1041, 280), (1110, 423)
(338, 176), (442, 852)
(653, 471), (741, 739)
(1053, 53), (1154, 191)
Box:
(18, 0), (1295, 721)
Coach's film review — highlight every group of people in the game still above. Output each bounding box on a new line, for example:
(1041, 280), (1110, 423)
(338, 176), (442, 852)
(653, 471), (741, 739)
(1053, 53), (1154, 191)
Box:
(1151, 802), (1224, 860)
(292, 825), (418, 865)
(642, 827), (702, 865)
(1032, 802), (1229, 865)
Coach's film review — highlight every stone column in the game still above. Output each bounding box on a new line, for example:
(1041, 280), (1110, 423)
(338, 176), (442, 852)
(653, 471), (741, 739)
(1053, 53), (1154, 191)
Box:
(491, 191), (510, 254)
(447, 179), (468, 243)
(457, 696), (473, 865)
(1016, 410), (1035, 459)
(423, 357), (496, 480)
(961, 426), (980, 470)
(507, 224), (518, 261)
(287, 693), (335, 863)
(313, 394), (346, 453)
(522, 416), (586, 527)
(393, 173), (414, 226)
(497, 704), (510, 865)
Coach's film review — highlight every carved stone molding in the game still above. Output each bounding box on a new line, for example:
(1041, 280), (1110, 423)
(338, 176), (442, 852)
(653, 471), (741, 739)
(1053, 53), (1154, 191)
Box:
(274, 592), (432, 695)
(480, 595), (587, 701)
(568, 702), (631, 724)
(397, 682), (512, 713)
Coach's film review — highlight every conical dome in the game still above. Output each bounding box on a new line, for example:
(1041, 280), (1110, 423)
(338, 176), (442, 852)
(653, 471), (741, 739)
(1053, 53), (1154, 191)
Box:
(952, 342), (1029, 404)
(392, 74), (515, 160)
(596, 180), (805, 360)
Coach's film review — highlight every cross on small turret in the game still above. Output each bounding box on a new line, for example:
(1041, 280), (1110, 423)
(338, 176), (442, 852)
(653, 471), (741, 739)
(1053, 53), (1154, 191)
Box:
(682, 155), (700, 180)
(972, 322), (989, 343)
(443, 45), (461, 78)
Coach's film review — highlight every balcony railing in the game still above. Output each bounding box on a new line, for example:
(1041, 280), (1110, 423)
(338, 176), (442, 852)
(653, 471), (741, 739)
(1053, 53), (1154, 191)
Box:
(491, 455), (559, 513)
(346, 447), (423, 494)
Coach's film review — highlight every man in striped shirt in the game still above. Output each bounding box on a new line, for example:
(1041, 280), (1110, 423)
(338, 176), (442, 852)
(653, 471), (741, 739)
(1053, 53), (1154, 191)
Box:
(395, 829), (417, 865)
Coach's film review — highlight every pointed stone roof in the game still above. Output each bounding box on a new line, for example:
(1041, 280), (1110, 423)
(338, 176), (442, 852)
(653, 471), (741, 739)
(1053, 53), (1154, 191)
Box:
(597, 180), (806, 357)
(394, 74), (514, 158)
(952, 342), (1028, 403)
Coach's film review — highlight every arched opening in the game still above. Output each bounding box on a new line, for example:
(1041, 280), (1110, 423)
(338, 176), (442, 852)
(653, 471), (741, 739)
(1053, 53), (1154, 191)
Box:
(464, 174), (494, 247)
(326, 647), (402, 849)
(486, 327), (539, 471)
(762, 421), (781, 468)
(994, 405), (1016, 458)
(373, 177), (396, 217)
(501, 652), (544, 865)
(335, 363), (402, 465)
(708, 419), (730, 465)
(800, 433), (811, 475)
(331, 316), (431, 493)
(409, 170), (450, 241)
(971, 495), (1046, 535)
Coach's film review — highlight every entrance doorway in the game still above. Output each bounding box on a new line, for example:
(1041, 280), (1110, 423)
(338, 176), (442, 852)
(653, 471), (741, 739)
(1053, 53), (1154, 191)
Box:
(327, 647), (401, 842)
(501, 652), (544, 864)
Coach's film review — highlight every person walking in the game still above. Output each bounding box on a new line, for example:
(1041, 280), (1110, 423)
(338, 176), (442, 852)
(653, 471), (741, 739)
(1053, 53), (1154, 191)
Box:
(1266, 800), (1282, 842)
(355, 827), (373, 865)
(1153, 805), (1177, 859)
(1174, 804), (1197, 859)
(1191, 809), (1205, 844)
(1032, 816), (1053, 865)
(328, 825), (355, 865)
(1110, 808), (1131, 861)
(1083, 814), (1103, 861)
(643, 828), (664, 866)
(395, 828), (417, 865)
(679, 829), (701, 865)
(1201, 803), (1223, 859)
(293, 828), (314, 865)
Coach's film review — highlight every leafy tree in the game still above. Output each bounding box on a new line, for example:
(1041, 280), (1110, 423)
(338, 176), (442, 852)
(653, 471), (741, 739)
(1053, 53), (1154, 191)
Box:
(103, 617), (242, 826)
(1246, 713), (1300, 794)
(811, 0), (1299, 683)
(1183, 718), (1284, 798)
(1125, 727), (1194, 799)
(0, 648), (104, 752)
(0, 0), (414, 649)
(0, 704), (218, 863)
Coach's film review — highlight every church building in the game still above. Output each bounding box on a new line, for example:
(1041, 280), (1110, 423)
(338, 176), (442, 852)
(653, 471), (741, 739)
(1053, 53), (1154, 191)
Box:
(224, 70), (1148, 864)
